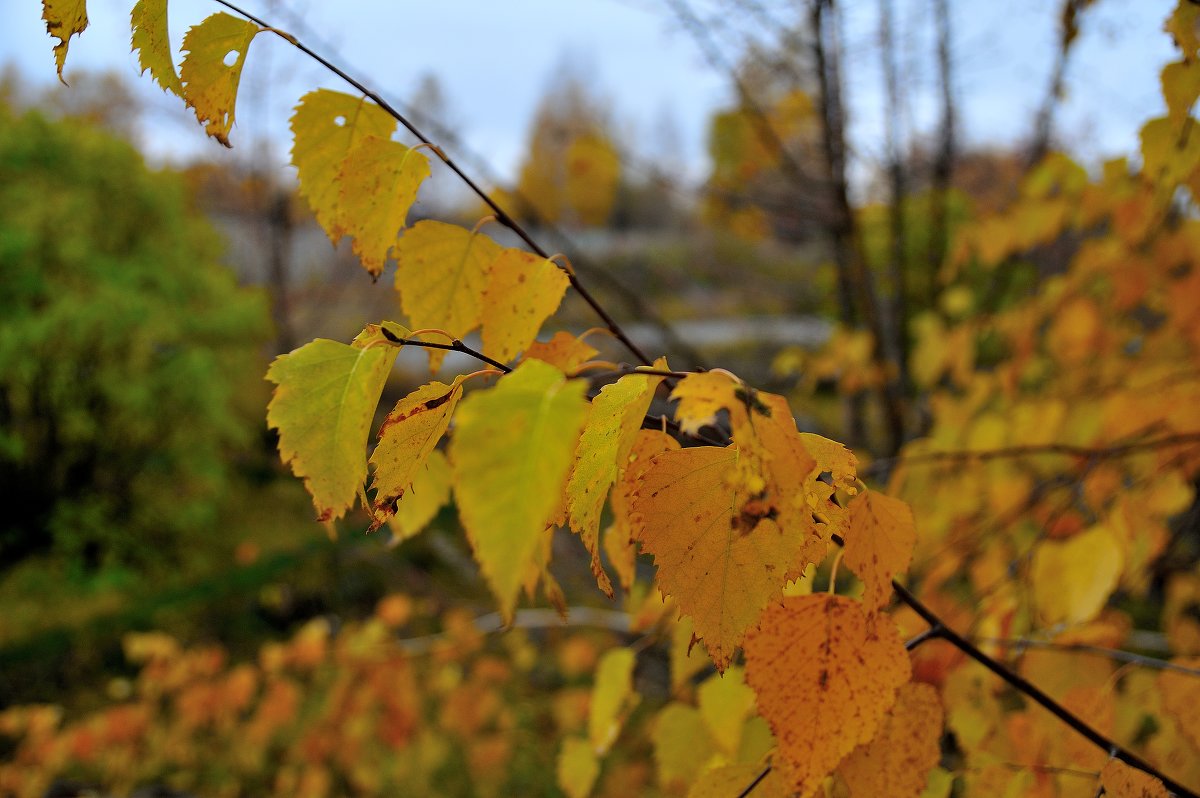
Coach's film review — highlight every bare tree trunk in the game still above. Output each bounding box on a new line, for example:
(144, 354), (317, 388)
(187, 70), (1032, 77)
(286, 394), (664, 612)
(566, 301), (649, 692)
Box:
(1029, 0), (1091, 166)
(811, 0), (905, 454)
(880, 0), (909, 393)
(927, 0), (955, 307)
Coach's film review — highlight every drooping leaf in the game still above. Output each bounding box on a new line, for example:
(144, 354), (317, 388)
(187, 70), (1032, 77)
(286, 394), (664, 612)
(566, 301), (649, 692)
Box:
(619, 429), (680, 545)
(1158, 656), (1200, 750)
(837, 681), (944, 798)
(130, 0), (182, 96)
(844, 490), (916, 613)
(290, 90), (397, 244)
(567, 367), (666, 596)
(670, 371), (739, 435)
(369, 376), (466, 529)
(652, 703), (718, 792)
(687, 763), (789, 798)
(449, 360), (587, 620)
(42, 0), (88, 82)
(524, 331), (600, 372)
(387, 449), (451, 543)
(557, 736), (600, 798)
(481, 249), (570, 363)
(696, 666), (756, 756)
(1100, 759), (1170, 798)
(1031, 524), (1123, 625)
(632, 444), (812, 671)
(588, 648), (638, 753)
(743, 594), (910, 795)
(266, 328), (400, 522)
(179, 13), (261, 147)
(336, 136), (431, 277)
(394, 220), (504, 370)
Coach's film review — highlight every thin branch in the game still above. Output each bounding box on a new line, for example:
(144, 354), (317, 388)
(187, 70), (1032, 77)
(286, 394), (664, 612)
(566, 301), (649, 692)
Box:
(892, 580), (1199, 798)
(735, 763), (773, 798)
(378, 327), (511, 373)
(973, 637), (1200, 679)
(210, 0), (654, 367)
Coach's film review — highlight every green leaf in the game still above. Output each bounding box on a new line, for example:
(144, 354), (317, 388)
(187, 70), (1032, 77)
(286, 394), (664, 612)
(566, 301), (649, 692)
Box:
(130, 0), (182, 96)
(289, 90), (398, 245)
(449, 360), (587, 620)
(266, 328), (399, 522)
(179, 12), (261, 147)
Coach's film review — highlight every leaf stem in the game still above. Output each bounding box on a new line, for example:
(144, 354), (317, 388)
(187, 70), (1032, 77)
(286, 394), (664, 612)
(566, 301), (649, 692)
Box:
(378, 326), (511, 373)
(209, 0), (654, 367)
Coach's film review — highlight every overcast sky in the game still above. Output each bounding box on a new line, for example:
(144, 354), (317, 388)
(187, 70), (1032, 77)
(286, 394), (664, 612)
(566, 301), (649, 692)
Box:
(0, 0), (1179, 192)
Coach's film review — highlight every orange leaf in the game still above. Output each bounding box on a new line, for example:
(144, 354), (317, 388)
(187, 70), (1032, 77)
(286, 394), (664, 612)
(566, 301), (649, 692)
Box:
(669, 371), (739, 435)
(524, 331), (600, 373)
(743, 594), (911, 795)
(1100, 759), (1169, 798)
(837, 681), (944, 798)
(844, 491), (916, 613)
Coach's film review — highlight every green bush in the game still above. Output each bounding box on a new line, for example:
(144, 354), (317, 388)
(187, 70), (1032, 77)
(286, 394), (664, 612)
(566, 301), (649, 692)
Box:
(0, 104), (269, 573)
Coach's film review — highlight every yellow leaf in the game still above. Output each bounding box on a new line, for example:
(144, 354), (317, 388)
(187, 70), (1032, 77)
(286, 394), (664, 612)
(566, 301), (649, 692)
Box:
(337, 136), (431, 277)
(565, 132), (621, 226)
(601, 522), (637, 592)
(449, 360), (587, 620)
(1163, 60), (1200, 123)
(838, 682), (944, 798)
(369, 377), (465, 528)
(697, 666), (756, 756)
(42, 0), (88, 83)
(653, 703), (718, 792)
(1100, 759), (1170, 798)
(557, 736), (599, 798)
(130, 0), (182, 96)
(670, 371), (739, 435)
(743, 594), (911, 795)
(588, 648), (638, 754)
(386, 450), (451, 544)
(179, 13), (261, 147)
(524, 331), (600, 372)
(394, 221), (504, 370)
(1031, 525), (1123, 625)
(290, 90), (397, 244)
(568, 367), (666, 596)
(266, 331), (399, 523)
(481, 249), (570, 363)
(633, 444), (813, 671)
(1159, 656), (1200, 751)
(1141, 116), (1200, 187)
(687, 763), (789, 798)
(1167, 1), (1200, 61)
(1046, 295), (1102, 364)
(670, 615), (708, 693)
(844, 490), (916, 613)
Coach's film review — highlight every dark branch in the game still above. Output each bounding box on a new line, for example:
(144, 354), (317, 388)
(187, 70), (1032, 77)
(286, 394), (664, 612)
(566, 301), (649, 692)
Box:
(210, 0), (654, 367)
(378, 327), (511, 373)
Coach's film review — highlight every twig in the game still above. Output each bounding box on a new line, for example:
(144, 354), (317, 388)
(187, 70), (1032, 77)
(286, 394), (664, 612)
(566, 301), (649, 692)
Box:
(894, 580), (1199, 798)
(735, 763), (773, 798)
(210, 0), (654, 367)
(972, 636), (1200, 679)
(378, 327), (511, 373)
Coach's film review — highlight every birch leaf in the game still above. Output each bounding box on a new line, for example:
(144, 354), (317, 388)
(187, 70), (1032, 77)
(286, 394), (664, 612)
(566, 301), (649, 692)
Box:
(337, 136), (431, 277)
(130, 0), (182, 96)
(179, 13), (261, 147)
(42, 0), (88, 82)
(388, 449), (451, 543)
(482, 249), (570, 363)
(838, 682), (944, 798)
(844, 490), (917, 613)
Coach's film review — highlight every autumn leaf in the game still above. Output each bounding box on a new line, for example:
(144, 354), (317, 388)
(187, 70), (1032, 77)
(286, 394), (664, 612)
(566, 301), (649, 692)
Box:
(369, 377), (466, 529)
(696, 666), (756, 756)
(687, 763), (789, 798)
(42, 0), (88, 83)
(669, 371), (739, 435)
(1100, 759), (1170, 798)
(481, 249), (570, 363)
(653, 703), (718, 792)
(633, 444), (811, 670)
(449, 360), (587, 620)
(844, 490), (916, 613)
(557, 736), (599, 798)
(290, 90), (398, 244)
(129, 0), (181, 96)
(387, 449), (451, 542)
(743, 594), (911, 795)
(179, 13), (261, 147)
(1031, 525), (1123, 625)
(394, 220), (504, 370)
(1158, 656), (1200, 750)
(524, 331), (600, 372)
(837, 681), (944, 798)
(618, 429), (680, 547)
(266, 328), (400, 522)
(336, 136), (431, 277)
(588, 648), (638, 753)
(567, 367), (666, 596)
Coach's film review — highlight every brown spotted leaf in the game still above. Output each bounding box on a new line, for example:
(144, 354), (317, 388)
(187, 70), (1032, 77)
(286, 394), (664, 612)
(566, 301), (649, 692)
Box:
(481, 249), (570, 363)
(179, 13), (261, 147)
(43, 0), (88, 82)
(743, 594), (910, 795)
(843, 490), (916, 613)
(1100, 760), (1170, 798)
(837, 681), (944, 798)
